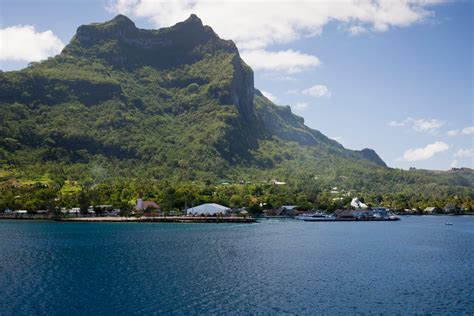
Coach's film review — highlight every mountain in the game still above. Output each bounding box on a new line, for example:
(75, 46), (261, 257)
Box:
(0, 15), (472, 197)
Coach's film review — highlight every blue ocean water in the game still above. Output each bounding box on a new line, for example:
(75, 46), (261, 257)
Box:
(0, 216), (473, 315)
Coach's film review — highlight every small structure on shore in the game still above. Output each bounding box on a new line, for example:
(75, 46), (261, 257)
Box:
(135, 194), (160, 212)
(351, 197), (368, 209)
(276, 205), (297, 216)
(186, 203), (230, 216)
(333, 207), (399, 221)
(269, 179), (286, 185)
(424, 207), (437, 214)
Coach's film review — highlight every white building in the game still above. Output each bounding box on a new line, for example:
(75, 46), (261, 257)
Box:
(68, 208), (81, 214)
(186, 203), (230, 216)
(424, 207), (436, 214)
(351, 197), (368, 209)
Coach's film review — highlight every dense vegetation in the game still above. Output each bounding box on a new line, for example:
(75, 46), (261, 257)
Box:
(1, 14), (473, 212)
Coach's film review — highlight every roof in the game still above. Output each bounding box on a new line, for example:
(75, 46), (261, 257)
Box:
(142, 201), (160, 209)
(350, 197), (368, 209)
(186, 203), (230, 215)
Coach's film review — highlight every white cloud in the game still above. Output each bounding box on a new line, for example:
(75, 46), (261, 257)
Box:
(402, 141), (449, 161)
(348, 25), (367, 35)
(260, 90), (278, 103)
(108, 0), (441, 72)
(412, 118), (444, 133)
(331, 136), (343, 142)
(389, 117), (443, 133)
(446, 129), (459, 137)
(454, 149), (474, 158)
(461, 126), (474, 135)
(108, 0), (439, 49)
(0, 25), (64, 62)
(446, 126), (474, 137)
(241, 49), (320, 73)
(302, 84), (331, 98)
(294, 102), (309, 110)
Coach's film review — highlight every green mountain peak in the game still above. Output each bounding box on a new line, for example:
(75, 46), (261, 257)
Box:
(2, 15), (472, 197)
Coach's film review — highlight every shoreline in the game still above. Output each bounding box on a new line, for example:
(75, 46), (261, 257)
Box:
(1, 213), (472, 223)
(0, 215), (256, 223)
(62, 216), (257, 223)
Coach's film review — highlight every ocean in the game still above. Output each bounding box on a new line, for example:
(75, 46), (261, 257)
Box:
(0, 216), (472, 315)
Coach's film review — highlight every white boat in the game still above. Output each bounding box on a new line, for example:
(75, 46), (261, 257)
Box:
(301, 212), (336, 222)
(295, 213), (312, 220)
(296, 212), (327, 220)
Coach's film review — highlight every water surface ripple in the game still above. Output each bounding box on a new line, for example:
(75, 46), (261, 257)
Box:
(0, 216), (473, 315)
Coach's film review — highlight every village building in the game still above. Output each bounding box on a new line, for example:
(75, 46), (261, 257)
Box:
(68, 208), (81, 215)
(444, 203), (462, 214)
(275, 205), (297, 216)
(269, 179), (286, 185)
(423, 207), (437, 214)
(351, 197), (368, 209)
(186, 203), (230, 216)
(135, 197), (160, 212)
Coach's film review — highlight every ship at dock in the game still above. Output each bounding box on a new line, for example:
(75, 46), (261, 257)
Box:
(299, 198), (400, 222)
(331, 207), (400, 221)
(296, 212), (336, 221)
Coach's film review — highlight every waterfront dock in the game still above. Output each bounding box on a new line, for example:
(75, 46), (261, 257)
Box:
(57, 216), (256, 223)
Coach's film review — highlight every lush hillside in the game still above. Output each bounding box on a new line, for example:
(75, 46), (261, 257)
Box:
(0, 15), (473, 211)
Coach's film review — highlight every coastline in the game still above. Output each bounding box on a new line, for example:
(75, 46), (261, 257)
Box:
(0, 215), (256, 223)
(61, 216), (257, 223)
(1, 213), (472, 223)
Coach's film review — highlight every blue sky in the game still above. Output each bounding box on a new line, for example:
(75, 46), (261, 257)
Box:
(1, 0), (472, 170)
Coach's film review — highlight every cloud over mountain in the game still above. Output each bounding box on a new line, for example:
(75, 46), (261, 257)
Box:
(108, 0), (439, 49)
(302, 84), (331, 98)
(389, 117), (444, 133)
(0, 25), (64, 62)
(240, 49), (320, 73)
(402, 141), (449, 161)
(108, 0), (441, 73)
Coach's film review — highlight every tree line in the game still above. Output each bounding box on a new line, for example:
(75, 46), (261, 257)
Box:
(1, 179), (473, 214)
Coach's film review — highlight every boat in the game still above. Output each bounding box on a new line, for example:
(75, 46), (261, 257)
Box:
(295, 213), (313, 220)
(301, 212), (336, 222)
(388, 215), (400, 220)
(445, 222), (453, 225)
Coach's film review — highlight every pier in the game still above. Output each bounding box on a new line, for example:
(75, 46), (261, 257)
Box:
(57, 216), (256, 223)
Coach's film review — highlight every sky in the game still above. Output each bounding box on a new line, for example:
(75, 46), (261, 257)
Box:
(1, 0), (472, 170)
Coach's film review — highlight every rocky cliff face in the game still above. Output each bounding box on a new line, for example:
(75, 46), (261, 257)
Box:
(356, 148), (387, 167)
(73, 14), (139, 45)
(61, 14), (384, 166)
(230, 55), (255, 123)
(66, 14), (220, 59)
(64, 14), (257, 124)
